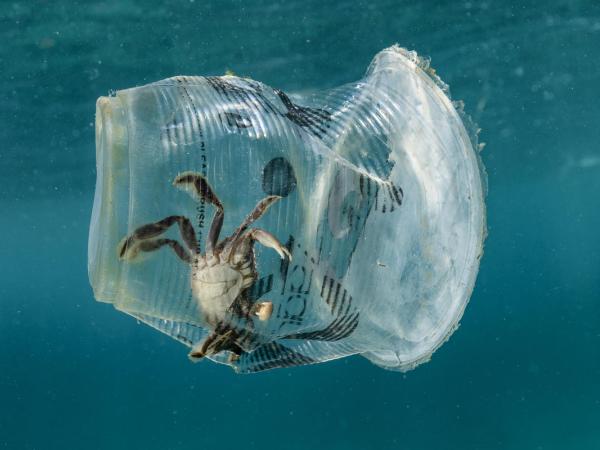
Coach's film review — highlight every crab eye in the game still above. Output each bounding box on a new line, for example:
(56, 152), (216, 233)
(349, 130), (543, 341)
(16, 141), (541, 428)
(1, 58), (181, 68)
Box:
(261, 157), (297, 197)
(89, 46), (486, 374)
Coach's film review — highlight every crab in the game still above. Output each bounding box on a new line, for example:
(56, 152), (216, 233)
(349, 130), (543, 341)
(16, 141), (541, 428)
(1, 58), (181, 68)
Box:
(117, 171), (291, 362)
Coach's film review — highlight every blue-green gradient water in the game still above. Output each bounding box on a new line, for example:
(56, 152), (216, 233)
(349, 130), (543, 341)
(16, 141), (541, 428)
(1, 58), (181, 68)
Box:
(1, 1), (599, 449)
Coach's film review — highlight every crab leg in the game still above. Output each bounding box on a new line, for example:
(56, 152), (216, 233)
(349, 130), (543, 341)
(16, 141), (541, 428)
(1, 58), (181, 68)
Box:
(231, 228), (292, 262)
(173, 171), (224, 254)
(118, 215), (198, 260)
(228, 195), (282, 244)
(249, 229), (292, 260)
(206, 208), (224, 256)
(173, 171), (223, 209)
(188, 327), (242, 361)
(126, 238), (192, 263)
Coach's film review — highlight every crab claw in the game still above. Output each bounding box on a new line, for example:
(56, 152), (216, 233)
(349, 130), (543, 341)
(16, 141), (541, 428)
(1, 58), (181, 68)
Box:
(253, 301), (273, 321)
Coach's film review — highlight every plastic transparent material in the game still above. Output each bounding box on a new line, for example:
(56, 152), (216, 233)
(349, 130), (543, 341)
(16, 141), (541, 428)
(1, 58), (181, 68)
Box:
(88, 46), (486, 373)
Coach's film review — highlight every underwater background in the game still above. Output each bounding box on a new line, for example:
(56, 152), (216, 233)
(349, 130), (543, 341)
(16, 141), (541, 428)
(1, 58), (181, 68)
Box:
(1, 0), (599, 449)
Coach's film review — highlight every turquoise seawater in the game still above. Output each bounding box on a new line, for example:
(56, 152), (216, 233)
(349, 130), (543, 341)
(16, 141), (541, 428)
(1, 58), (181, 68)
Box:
(1, 1), (599, 449)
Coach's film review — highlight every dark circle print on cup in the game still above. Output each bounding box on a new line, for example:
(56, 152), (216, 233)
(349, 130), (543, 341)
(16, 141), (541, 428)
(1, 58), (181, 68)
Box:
(262, 157), (297, 197)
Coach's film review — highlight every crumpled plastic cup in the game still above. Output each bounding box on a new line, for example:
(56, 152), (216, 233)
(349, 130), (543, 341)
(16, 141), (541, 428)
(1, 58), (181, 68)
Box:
(89, 45), (487, 373)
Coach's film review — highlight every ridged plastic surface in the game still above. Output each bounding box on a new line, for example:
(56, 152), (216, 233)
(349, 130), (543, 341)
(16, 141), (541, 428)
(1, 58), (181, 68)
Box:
(88, 46), (486, 373)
